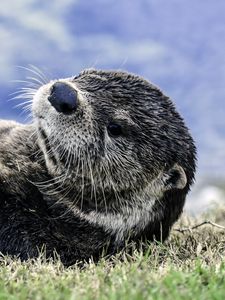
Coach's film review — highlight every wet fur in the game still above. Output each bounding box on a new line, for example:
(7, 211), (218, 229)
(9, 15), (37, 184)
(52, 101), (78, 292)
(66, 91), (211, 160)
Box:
(0, 69), (196, 265)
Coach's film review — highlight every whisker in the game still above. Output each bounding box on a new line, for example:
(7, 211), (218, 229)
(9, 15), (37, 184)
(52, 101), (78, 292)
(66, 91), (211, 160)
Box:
(26, 76), (46, 86)
(16, 65), (47, 85)
(96, 165), (108, 214)
(14, 100), (33, 109)
(28, 64), (50, 83)
(10, 79), (40, 89)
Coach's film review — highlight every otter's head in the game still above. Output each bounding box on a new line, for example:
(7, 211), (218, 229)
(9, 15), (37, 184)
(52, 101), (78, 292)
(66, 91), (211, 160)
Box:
(32, 69), (196, 217)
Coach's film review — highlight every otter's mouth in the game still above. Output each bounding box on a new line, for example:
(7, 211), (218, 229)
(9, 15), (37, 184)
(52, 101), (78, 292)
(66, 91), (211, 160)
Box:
(38, 127), (59, 167)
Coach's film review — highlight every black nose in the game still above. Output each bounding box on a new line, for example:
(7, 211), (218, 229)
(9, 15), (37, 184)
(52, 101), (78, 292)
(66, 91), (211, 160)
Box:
(48, 82), (78, 114)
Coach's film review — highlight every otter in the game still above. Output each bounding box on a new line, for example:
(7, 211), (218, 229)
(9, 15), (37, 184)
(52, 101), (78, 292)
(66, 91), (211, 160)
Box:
(0, 69), (196, 265)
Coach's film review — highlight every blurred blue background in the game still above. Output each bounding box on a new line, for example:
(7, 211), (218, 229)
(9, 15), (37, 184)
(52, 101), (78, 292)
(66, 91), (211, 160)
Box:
(0, 0), (225, 200)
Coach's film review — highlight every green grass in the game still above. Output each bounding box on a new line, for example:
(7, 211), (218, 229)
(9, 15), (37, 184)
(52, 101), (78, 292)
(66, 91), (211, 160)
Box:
(1, 209), (225, 300)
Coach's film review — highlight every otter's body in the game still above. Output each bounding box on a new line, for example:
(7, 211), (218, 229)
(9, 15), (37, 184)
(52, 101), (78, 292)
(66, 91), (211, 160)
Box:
(0, 70), (196, 265)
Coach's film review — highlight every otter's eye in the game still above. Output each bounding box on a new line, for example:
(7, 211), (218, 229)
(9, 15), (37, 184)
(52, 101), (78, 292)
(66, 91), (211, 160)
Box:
(107, 123), (122, 137)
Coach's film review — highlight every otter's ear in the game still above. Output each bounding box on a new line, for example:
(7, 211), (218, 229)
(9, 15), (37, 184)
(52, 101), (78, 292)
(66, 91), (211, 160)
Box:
(164, 164), (187, 190)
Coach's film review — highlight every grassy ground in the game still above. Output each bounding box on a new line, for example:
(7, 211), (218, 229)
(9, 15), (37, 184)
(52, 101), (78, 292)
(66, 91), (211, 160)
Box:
(1, 208), (225, 300)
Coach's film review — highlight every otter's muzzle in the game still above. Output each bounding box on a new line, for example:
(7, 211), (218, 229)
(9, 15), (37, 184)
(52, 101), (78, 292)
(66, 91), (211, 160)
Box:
(48, 82), (78, 115)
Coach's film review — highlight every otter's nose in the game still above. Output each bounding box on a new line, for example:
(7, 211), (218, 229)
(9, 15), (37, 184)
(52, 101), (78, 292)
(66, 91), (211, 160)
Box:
(48, 82), (78, 114)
